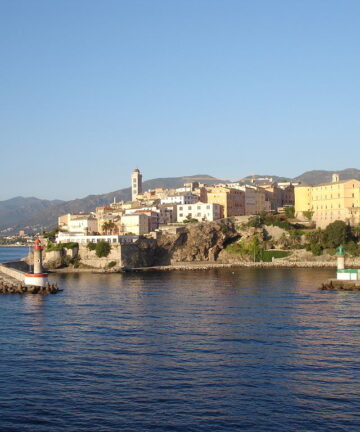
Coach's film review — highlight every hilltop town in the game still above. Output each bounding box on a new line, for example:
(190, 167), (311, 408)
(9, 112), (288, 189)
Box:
(13, 168), (350, 271)
(54, 169), (360, 243)
(56, 168), (298, 243)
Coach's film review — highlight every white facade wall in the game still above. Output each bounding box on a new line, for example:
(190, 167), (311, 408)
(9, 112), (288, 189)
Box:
(67, 218), (98, 235)
(161, 194), (199, 205)
(120, 213), (149, 235)
(56, 233), (138, 244)
(176, 203), (221, 222)
(125, 206), (175, 225)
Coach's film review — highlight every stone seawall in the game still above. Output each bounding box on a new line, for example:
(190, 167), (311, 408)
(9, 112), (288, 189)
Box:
(0, 262), (26, 282)
(129, 261), (338, 272)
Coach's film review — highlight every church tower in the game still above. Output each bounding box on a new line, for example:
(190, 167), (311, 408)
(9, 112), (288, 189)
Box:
(131, 168), (142, 201)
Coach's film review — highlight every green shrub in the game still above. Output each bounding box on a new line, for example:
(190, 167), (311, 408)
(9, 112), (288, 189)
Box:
(322, 220), (353, 248)
(345, 241), (360, 256)
(107, 261), (117, 269)
(246, 215), (263, 228)
(46, 241), (63, 251)
(260, 250), (290, 262)
(310, 243), (323, 256)
(87, 242), (97, 251)
(303, 211), (314, 221)
(95, 241), (111, 258)
(284, 206), (295, 219)
(183, 218), (198, 224)
(64, 242), (78, 250)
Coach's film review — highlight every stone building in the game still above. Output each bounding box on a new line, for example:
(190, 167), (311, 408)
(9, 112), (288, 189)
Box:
(295, 174), (360, 228)
(131, 168), (142, 201)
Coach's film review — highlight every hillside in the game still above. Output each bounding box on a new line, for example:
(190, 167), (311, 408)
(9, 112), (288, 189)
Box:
(0, 197), (64, 232)
(2, 175), (221, 233)
(294, 168), (360, 185)
(2, 169), (360, 234)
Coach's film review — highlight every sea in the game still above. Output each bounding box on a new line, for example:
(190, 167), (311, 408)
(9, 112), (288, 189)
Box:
(0, 247), (359, 431)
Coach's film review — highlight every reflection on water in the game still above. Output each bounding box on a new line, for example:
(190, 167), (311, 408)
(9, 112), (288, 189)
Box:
(0, 268), (359, 432)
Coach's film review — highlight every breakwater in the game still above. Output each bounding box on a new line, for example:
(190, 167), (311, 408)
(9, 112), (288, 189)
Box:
(321, 279), (360, 291)
(129, 260), (338, 272)
(0, 261), (59, 294)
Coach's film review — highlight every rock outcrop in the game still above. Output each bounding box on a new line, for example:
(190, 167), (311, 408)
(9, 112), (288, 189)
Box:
(154, 220), (239, 265)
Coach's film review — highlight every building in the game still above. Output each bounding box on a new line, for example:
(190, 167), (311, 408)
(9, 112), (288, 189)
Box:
(176, 203), (221, 222)
(295, 174), (360, 228)
(120, 213), (149, 235)
(203, 186), (245, 218)
(56, 232), (138, 244)
(131, 168), (142, 201)
(58, 213), (98, 235)
(125, 205), (176, 226)
(257, 182), (295, 211)
(160, 193), (199, 205)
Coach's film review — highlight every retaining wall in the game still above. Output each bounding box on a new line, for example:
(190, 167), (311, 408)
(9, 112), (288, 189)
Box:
(0, 262), (26, 282)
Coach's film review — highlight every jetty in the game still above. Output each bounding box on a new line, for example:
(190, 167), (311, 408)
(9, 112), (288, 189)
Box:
(0, 239), (60, 294)
(321, 245), (360, 291)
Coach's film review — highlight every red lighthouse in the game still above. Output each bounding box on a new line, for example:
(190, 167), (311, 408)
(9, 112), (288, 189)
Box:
(24, 238), (49, 287)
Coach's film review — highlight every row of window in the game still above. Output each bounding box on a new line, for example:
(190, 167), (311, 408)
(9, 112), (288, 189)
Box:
(178, 205), (212, 210)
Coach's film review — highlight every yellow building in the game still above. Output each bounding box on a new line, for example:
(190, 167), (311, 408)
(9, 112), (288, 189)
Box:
(295, 174), (360, 228)
(120, 213), (149, 235)
(204, 187), (245, 218)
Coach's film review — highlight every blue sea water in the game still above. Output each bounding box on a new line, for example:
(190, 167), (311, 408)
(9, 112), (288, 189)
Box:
(0, 251), (359, 431)
(0, 246), (28, 263)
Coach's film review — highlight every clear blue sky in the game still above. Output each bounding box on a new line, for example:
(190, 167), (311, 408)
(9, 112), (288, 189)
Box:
(1, 0), (360, 201)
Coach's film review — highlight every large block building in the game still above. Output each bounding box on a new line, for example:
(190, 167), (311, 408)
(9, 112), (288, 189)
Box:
(295, 174), (360, 228)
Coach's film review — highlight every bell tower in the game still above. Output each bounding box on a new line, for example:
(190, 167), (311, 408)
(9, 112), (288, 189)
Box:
(131, 168), (142, 201)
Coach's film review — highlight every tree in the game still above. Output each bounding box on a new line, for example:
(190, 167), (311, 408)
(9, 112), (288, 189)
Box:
(102, 221), (117, 235)
(323, 220), (352, 248)
(95, 241), (112, 258)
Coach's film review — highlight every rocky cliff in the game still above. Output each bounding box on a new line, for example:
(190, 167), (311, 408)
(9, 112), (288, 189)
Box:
(154, 220), (240, 265)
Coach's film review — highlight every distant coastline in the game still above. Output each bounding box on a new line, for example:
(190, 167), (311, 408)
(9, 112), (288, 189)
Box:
(0, 244), (28, 248)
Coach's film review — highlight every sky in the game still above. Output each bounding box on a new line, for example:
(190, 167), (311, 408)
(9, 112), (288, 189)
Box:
(1, 0), (360, 201)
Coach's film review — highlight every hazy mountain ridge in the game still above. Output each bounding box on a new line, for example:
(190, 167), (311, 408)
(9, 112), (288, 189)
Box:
(2, 170), (360, 233)
(294, 168), (360, 185)
(0, 197), (64, 231)
(1, 175), (221, 233)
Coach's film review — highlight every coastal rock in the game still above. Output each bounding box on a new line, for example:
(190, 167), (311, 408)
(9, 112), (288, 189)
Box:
(155, 220), (239, 264)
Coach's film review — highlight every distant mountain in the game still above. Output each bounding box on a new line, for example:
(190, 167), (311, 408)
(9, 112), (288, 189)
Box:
(2, 175), (221, 233)
(0, 197), (64, 232)
(3, 170), (360, 234)
(239, 174), (292, 183)
(294, 168), (360, 185)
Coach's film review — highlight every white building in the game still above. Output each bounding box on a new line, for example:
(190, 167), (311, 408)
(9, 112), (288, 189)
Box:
(56, 233), (138, 244)
(58, 213), (98, 235)
(176, 203), (221, 222)
(125, 205), (176, 226)
(161, 193), (199, 205)
(120, 213), (149, 235)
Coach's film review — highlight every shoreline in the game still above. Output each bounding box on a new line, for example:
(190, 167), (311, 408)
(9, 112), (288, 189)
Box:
(47, 260), (339, 274)
(128, 261), (337, 272)
(0, 244), (29, 248)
